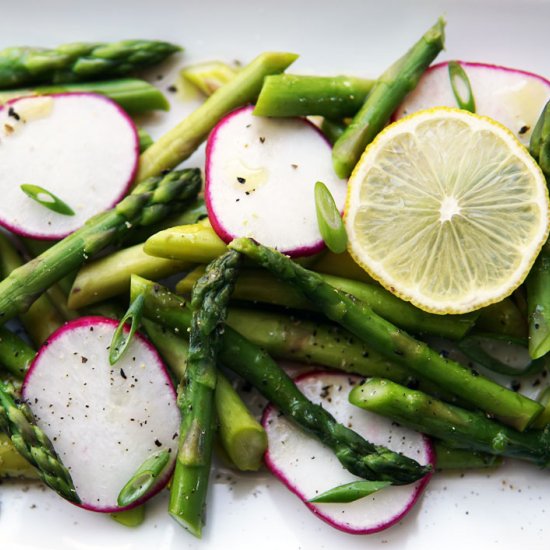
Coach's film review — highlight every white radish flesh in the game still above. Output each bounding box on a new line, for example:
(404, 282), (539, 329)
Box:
(394, 61), (550, 145)
(262, 372), (434, 534)
(0, 93), (138, 239)
(21, 317), (180, 512)
(205, 105), (347, 256)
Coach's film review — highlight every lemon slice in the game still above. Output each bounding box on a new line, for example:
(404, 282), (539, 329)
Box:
(345, 107), (549, 314)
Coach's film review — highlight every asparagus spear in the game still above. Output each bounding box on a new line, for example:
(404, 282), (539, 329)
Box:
(144, 219), (227, 262)
(0, 169), (201, 326)
(0, 432), (38, 479)
(350, 378), (550, 466)
(527, 102), (550, 358)
(433, 441), (502, 471)
(0, 40), (181, 88)
(131, 276), (430, 485)
(0, 78), (169, 112)
(144, 319), (267, 472)
(177, 266), (475, 340)
(181, 61), (238, 95)
(332, 18), (445, 178)
(145, 220), (375, 282)
(68, 200), (208, 309)
(68, 244), (192, 309)
(321, 118), (348, 145)
(169, 251), (241, 537)
(254, 74), (374, 118)
(0, 232), (64, 345)
(122, 197), (207, 247)
(475, 298), (528, 339)
(0, 381), (79, 501)
(531, 101), (550, 177)
(111, 506), (146, 528)
(137, 127), (154, 153)
(137, 51), (298, 181)
(0, 327), (35, 379)
(180, 62), (373, 120)
(229, 238), (543, 430)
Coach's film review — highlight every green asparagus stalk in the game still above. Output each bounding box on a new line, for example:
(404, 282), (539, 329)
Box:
(0, 78), (169, 113)
(527, 102), (550, 359)
(0, 232), (64, 345)
(68, 244), (192, 309)
(111, 506), (146, 528)
(144, 319), (267, 472)
(131, 276), (430, 486)
(226, 308), (459, 402)
(530, 101), (550, 177)
(144, 219), (227, 262)
(0, 169), (201, 326)
(0, 432), (38, 479)
(121, 197), (207, 247)
(0, 327), (35, 379)
(169, 251), (241, 537)
(309, 250), (374, 283)
(177, 266), (475, 340)
(226, 308), (412, 383)
(21, 238), (80, 322)
(229, 238), (543, 430)
(475, 298), (528, 339)
(532, 386), (550, 429)
(68, 200), (208, 309)
(254, 74), (374, 118)
(181, 61), (238, 95)
(137, 51), (298, 181)
(0, 381), (79, 501)
(350, 378), (550, 465)
(434, 441), (502, 470)
(137, 127), (154, 153)
(332, 18), (445, 178)
(321, 118), (348, 145)
(0, 40), (181, 88)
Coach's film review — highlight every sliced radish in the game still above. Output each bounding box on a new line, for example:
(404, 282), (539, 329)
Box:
(0, 93), (139, 239)
(21, 316), (180, 512)
(262, 372), (433, 534)
(205, 105), (347, 256)
(394, 61), (550, 145)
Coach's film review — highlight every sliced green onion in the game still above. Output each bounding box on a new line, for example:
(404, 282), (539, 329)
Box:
(458, 333), (546, 377)
(109, 294), (145, 365)
(314, 180), (347, 254)
(137, 127), (154, 153)
(448, 61), (476, 113)
(117, 449), (170, 507)
(111, 505), (146, 527)
(20, 184), (75, 216)
(309, 480), (391, 503)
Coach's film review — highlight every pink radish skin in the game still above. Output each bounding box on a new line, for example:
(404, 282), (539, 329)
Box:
(205, 105), (347, 257)
(262, 372), (434, 534)
(22, 317), (180, 513)
(0, 93), (139, 240)
(394, 61), (550, 145)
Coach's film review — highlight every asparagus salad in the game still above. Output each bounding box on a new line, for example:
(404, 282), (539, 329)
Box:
(1, 17), (550, 545)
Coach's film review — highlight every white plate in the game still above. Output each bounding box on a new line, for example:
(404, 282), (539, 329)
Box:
(2, 1), (550, 549)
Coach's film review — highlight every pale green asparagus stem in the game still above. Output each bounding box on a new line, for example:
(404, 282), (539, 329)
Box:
(137, 51), (298, 181)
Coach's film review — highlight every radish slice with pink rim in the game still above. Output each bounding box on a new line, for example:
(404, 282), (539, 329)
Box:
(0, 93), (139, 239)
(394, 61), (550, 145)
(21, 317), (180, 512)
(205, 105), (347, 257)
(262, 372), (434, 534)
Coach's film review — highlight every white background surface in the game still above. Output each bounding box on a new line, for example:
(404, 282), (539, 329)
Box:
(1, 1), (550, 549)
